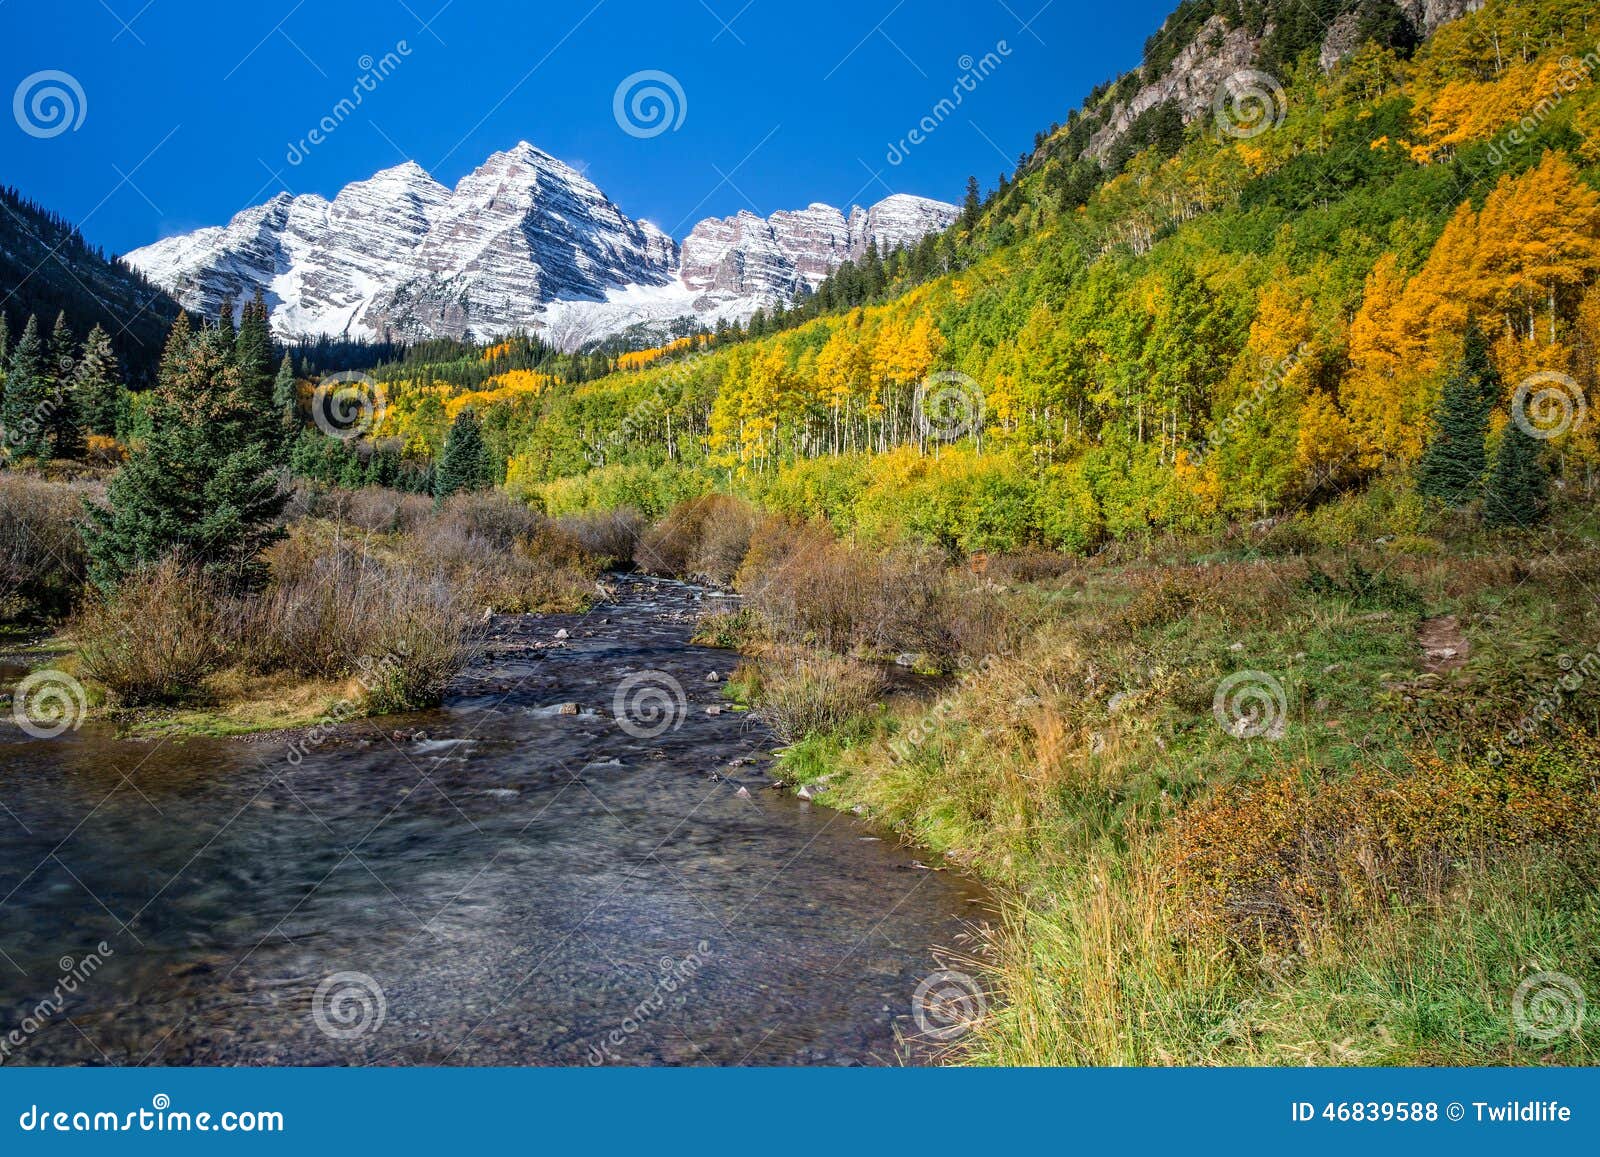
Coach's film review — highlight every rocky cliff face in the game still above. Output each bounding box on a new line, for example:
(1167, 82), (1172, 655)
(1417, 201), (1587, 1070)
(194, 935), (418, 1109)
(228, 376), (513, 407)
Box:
(1082, 0), (1483, 162)
(125, 143), (954, 348)
(679, 194), (958, 299)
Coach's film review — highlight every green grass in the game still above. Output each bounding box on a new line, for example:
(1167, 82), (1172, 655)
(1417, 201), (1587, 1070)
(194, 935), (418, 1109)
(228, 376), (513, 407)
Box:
(755, 494), (1600, 1066)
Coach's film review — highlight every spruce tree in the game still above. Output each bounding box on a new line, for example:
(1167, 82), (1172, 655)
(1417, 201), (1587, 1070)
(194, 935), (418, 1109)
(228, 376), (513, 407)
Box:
(234, 291), (281, 456)
(2, 316), (49, 461)
(84, 317), (288, 591)
(1485, 422), (1550, 529)
(45, 311), (83, 459)
(75, 325), (123, 437)
(272, 353), (298, 432)
(1417, 322), (1497, 506)
(961, 176), (981, 230)
(434, 407), (492, 501)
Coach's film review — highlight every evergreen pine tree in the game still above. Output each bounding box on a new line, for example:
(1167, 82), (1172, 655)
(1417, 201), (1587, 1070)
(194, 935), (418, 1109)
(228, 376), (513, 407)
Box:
(272, 353), (298, 432)
(962, 176), (981, 230)
(434, 407), (492, 501)
(2, 316), (49, 461)
(45, 311), (84, 459)
(234, 290), (281, 456)
(1417, 322), (1497, 506)
(1484, 422), (1550, 529)
(75, 325), (123, 437)
(84, 317), (288, 591)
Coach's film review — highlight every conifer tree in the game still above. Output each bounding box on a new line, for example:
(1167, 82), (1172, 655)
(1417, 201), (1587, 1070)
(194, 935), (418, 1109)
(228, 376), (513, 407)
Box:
(1484, 422), (1549, 529)
(234, 290), (280, 456)
(2, 316), (49, 461)
(962, 176), (981, 230)
(46, 311), (83, 459)
(1417, 322), (1496, 506)
(434, 407), (492, 501)
(84, 317), (288, 591)
(75, 325), (123, 437)
(272, 353), (298, 432)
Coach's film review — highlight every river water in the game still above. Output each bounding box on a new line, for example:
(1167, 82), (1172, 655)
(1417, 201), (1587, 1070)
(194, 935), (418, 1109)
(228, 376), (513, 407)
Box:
(0, 576), (988, 1066)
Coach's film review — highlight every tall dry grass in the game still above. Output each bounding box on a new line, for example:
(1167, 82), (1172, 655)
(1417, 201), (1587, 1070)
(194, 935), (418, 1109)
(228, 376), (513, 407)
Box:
(0, 472), (94, 622)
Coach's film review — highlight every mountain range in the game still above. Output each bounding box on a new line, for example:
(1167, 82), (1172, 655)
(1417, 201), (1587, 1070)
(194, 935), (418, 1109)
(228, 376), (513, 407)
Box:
(123, 142), (957, 350)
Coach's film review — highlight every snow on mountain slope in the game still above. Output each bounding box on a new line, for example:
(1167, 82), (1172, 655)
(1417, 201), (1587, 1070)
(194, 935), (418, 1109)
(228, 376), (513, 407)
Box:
(124, 142), (956, 349)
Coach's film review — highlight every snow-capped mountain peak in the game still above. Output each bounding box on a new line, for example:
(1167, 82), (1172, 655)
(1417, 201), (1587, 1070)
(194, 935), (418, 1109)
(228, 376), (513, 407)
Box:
(124, 143), (957, 348)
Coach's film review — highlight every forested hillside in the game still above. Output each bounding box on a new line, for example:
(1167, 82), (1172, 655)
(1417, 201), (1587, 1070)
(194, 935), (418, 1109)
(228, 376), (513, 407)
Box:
(0, 186), (182, 382)
(321, 0), (1598, 554)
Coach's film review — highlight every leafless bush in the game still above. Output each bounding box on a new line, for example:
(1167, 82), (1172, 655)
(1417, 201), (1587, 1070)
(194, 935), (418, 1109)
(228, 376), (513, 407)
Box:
(560, 508), (643, 568)
(0, 473), (93, 622)
(751, 646), (888, 743)
(73, 558), (227, 705)
(635, 494), (756, 581)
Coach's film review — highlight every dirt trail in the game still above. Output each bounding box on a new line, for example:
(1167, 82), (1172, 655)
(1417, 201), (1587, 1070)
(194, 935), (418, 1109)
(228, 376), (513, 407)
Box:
(1418, 614), (1469, 674)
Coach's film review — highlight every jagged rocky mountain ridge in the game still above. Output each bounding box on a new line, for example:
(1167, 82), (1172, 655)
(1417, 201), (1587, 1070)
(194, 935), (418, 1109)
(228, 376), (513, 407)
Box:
(1072, 0), (1482, 161)
(125, 142), (956, 349)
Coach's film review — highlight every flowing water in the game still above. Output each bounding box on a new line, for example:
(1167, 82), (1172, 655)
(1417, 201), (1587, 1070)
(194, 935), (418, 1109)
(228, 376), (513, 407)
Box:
(0, 576), (988, 1066)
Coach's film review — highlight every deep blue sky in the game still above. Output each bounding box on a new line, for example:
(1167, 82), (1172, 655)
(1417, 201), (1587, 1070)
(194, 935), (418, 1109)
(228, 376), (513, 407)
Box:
(3, 0), (1174, 256)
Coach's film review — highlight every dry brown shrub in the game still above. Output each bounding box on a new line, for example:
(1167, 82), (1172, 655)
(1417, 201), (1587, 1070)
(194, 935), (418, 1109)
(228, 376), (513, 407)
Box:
(751, 646), (888, 743)
(73, 558), (227, 705)
(0, 473), (91, 621)
(1162, 733), (1600, 951)
(635, 494), (758, 581)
